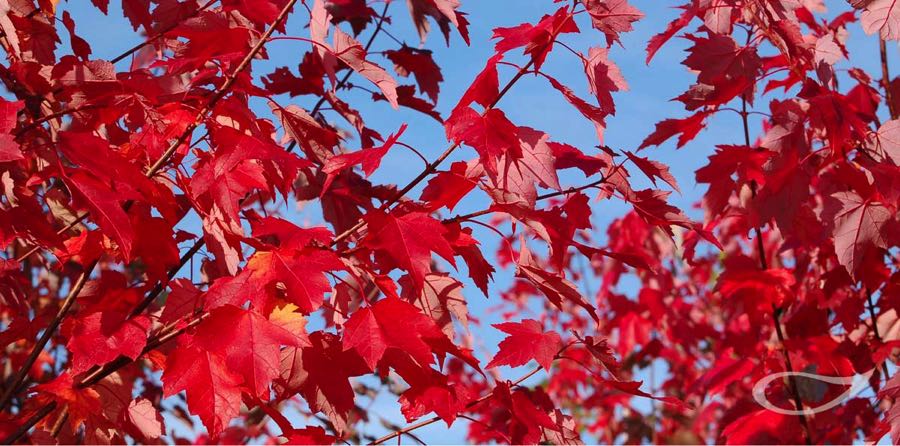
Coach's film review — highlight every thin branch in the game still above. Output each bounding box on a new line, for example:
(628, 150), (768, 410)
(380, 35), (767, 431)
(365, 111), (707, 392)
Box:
(741, 94), (812, 445)
(369, 367), (542, 445)
(881, 39), (897, 120)
(333, 10), (576, 247)
(109, 0), (219, 64)
(0, 401), (57, 444)
(866, 288), (892, 380)
(0, 259), (97, 411)
(0, 0), (298, 426)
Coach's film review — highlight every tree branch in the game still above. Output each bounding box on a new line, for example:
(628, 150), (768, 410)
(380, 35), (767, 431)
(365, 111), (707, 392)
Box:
(741, 94), (812, 445)
(881, 39), (897, 121)
(369, 366), (542, 445)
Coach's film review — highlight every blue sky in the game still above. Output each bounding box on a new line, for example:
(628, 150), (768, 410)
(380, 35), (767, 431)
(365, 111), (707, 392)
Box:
(54, 0), (891, 443)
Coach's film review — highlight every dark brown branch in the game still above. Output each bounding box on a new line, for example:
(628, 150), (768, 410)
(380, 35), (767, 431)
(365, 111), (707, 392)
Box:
(741, 95), (812, 445)
(866, 288), (892, 380)
(0, 401), (57, 444)
(109, 0), (218, 64)
(0, 259), (97, 411)
(881, 39), (897, 121)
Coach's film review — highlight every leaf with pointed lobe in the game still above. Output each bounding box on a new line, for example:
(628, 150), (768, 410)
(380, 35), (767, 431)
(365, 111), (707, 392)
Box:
(488, 319), (562, 371)
(363, 210), (456, 293)
(542, 73), (607, 141)
(283, 426), (338, 445)
(420, 160), (481, 211)
(445, 106), (520, 176)
(125, 398), (165, 442)
(33, 373), (103, 432)
(584, 47), (628, 115)
(192, 305), (309, 399)
(374, 84), (444, 121)
(581, 0), (644, 46)
(162, 338), (243, 438)
(830, 191), (892, 279)
(276, 332), (368, 435)
(322, 123), (407, 186)
(639, 111), (710, 149)
(624, 151), (680, 193)
(0, 99), (22, 162)
(65, 171), (135, 260)
(326, 27), (398, 108)
(444, 222), (495, 296)
(400, 273), (470, 337)
(492, 7), (578, 69)
(65, 310), (150, 374)
(342, 296), (480, 372)
(516, 246), (598, 322)
(854, 0), (900, 40)
(405, 0), (469, 45)
(454, 53), (501, 111)
(385, 47), (443, 103)
(645, 5), (693, 63)
(872, 118), (900, 164)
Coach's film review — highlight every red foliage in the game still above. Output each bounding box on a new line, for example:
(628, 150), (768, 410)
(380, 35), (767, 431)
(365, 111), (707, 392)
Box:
(0, 0), (899, 444)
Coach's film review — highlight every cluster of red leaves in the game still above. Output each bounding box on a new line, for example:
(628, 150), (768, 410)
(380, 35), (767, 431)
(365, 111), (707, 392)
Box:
(0, 0), (898, 444)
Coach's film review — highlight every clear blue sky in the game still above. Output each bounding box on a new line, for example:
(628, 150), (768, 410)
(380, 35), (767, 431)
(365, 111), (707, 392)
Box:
(54, 1), (888, 443)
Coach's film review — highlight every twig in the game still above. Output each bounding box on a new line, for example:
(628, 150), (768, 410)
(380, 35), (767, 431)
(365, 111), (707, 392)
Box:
(740, 95), (812, 445)
(881, 39), (897, 120)
(369, 366), (542, 445)
(109, 0), (219, 64)
(866, 288), (892, 380)
(0, 259), (97, 411)
(0, 401), (57, 444)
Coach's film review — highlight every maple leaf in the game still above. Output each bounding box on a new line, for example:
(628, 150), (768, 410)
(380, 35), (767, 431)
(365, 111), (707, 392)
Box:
(400, 273), (470, 337)
(162, 338), (244, 437)
(125, 398), (165, 442)
(322, 123), (407, 186)
(384, 47), (443, 103)
(871, 118), (900, 164)
(64, 171), (135, 260)
(192, 304), (310, 399)
(581, 0), (644, 46)
(487, 319), (562, 371)
(420, 160), (481, 211)
(342, 296), (479, 371)
(645, 5), (694, 64)
(639, 111), (710, 149)
(0, 99), (23, 162)
(583, 47), (628, 115)
(516, 246), (599, 322)
(65, 310), (150, 374)
(276, 332), (368, 435)
(160, 279), (204, 325)
(829, 191), (892, 279)
(454, 54), (501, 111)
(445, 106), (520, 176)
(492, 7), (578, 69)
(854, 0), (900, 40)
(33, 373), (104, 432)
(326, 27), (399, 108)
(405, 0), (469, 45)
(363, 210), (456, 292)
(283, 426), (338, 445)
(625, 151), (680, 193)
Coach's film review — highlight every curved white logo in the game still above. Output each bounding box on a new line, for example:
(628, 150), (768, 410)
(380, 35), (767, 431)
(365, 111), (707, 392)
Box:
(752, 368), (876, 415)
